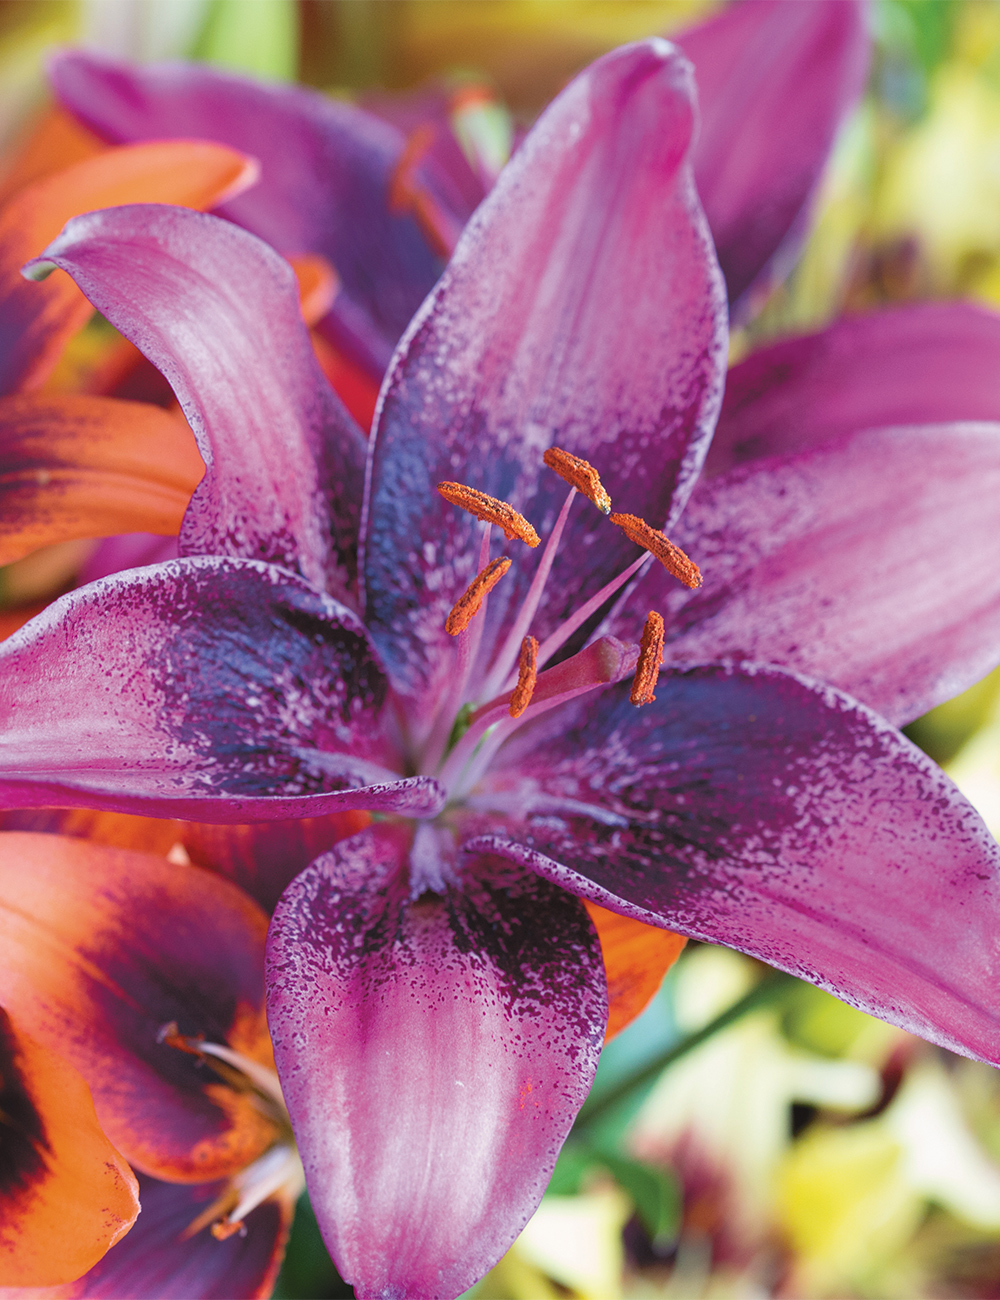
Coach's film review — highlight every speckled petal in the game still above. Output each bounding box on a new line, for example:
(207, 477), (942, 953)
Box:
(466, 664), (1000, 1068)
(267, 824), (606, 1300)
(613, 424), (1000, 726)
(363, 39), (726, 722)
(25, 205), (365, 597)
(0, 556), (444, 821)
(678, 0), (869, 312)
(704, 302), (1000, 475)
(50, 50), (444, 378)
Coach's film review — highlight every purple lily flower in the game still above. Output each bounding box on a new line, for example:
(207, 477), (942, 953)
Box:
(49, 0), (869, 376)
(5, 36), (1000, 1300)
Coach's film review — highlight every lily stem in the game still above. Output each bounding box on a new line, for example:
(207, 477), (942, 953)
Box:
(574, 969), (797, 1129)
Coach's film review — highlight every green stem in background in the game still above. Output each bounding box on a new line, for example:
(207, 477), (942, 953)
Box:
(574, 969), (797, 1129)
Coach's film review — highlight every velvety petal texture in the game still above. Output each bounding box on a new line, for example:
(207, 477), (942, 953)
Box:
(0, 394), (202, 565)
(267, 824), (607, 1300)
(15, 1174), (291, 1300)
(27, 206), (366, 596)
(705, 302), (1000, 475)
(0, 1008), (139, 1286)
(618, 423), (1000, 726)
(50, 50), (445, 377)
(0, 557), (447, 821)
(677, 0), (870, 310)
(0, 833), (273, 1182)
(1, 140), (257, 395)
(467, 665), (1000, 1068)
(363, 39), (726, 715)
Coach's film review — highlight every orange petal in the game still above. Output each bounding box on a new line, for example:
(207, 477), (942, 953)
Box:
(288, 252), (339, 327)
(0, 832), (276, 1183)
(0, 105), (107, 208)
(0, 1007), (139, 1286)
(3, 139), (259, 394)
(584, 901), (687, 1041)
(0, 602), (47, 641)
(311, 332), (381, 434)
(0, 393), (204, 566)
(0, 808), (187, 857)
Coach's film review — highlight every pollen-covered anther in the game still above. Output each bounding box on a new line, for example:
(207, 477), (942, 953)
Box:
(543, 447), (612, 513)
(630, 611), (665, 707)
(438, 482), (540, 546)
(508, 636), (539, 717)
(445, 557), (512, 635)
(609, 513), (702, 589)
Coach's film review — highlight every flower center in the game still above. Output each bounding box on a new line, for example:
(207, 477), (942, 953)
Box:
(419, 447), (701, 799)
(159, 1023), (304, 1241)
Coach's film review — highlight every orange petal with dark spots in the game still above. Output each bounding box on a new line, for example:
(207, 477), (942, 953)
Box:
(584, 901), (687, 1041)
(0, 393), (204, 566)
(0, 1007), (139, 1286)
(2, 139), (258, 395)
(0, 833), (276, 1183)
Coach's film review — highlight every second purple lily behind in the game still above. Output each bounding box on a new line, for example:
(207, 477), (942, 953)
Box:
(5, 38), (1000, 1300)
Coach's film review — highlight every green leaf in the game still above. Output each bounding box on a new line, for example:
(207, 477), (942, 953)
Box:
(192, 0), (299, 82)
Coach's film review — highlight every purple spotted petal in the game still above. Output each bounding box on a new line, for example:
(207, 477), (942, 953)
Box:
(363, 39), (727, 715)
(0, 556), (447, 821)
(267, 823), (606, 1300)
(26, 205), (365, 597)
(466, 664), (1000, 1067)
(678, 0), (870, 312)
(705, 302), (1000, 476)
(609, 424), (1000, 726)
(50, 50), (443, 377)
(50, 1174), (289, 1299)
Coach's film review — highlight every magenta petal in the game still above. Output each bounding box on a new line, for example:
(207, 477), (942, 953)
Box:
(26, 205), (365, 596)
(57, 1174), (288, 1300)
(50, 50), (443, 376)
(0, 556), (446, 821)
(705, 302), (1000, 475)
(467, 665), (1000, 1068)
(678, 0), (870, 311)
(364, 38), (727, 711)
(267, 824), (606, 1300)
(616, 423), (1000, 726)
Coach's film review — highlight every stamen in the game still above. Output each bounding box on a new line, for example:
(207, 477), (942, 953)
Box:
(438, 482), (540, 547)
(508, 637), (538, 717)
(387, 124), (460, 258)
(609, 513), (702, 589)
(543, 447), (611, 513)
(630, 611), (665, 706)
(445, 557), (511, 635)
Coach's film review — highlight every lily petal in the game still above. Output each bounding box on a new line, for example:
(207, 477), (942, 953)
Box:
(678, 0), (870, 312)
(267, 824), (606, 1299)
(0, 1008), (139, 1286)
(705, 302), (1000, 476)
(0, 394), (203, 566)
(0, 832), (273, 1182)
(50, 50), (444, 378)
(584, 902), (686, 1041)
(9, 1174), (291, 1300)
(0, 556), (446, 821)
(466, 664), (1000, 1069)
(617, 423), (1000, 726)
(1, 140), (257, 396)
(364, 38), (727, 713)
(25, 206), (366, 596)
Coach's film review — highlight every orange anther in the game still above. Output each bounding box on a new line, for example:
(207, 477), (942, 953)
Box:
(543, 447), (612, 514)
(609, 513), (701, 589)
(630, 611), (665, 707)
(508, 636), (539, 717)
(445, 557), (511, 635)
(211, 1218), (247, 1241)
(438, 482), (540, 546)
